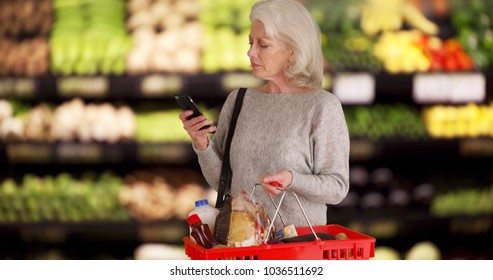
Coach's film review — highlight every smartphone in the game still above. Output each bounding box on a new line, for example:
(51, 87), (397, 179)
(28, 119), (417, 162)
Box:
(174, 95), (211, 130)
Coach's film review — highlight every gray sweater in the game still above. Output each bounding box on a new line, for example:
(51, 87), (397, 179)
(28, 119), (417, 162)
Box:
(195, 88), (349, 228)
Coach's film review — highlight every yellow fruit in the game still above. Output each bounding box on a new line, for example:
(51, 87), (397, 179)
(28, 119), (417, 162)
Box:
(405, 241), (441, 260)
(401, 2), (439, 35)
(372, 246), (401, 260)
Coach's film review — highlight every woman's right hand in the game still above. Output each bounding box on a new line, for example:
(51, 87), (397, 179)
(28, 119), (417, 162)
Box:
(179, 110), (216, 150)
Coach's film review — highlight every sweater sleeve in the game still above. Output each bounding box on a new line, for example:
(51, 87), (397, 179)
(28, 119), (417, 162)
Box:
(288, 94), (350, 205)
(193, 89), (239, 191)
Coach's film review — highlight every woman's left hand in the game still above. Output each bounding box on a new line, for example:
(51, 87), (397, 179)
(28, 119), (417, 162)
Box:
(260, 170), (293, 196)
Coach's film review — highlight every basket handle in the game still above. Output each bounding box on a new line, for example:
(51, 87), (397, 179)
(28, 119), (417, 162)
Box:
(252, 183), (288, 226)
(252, 182), (320, 244)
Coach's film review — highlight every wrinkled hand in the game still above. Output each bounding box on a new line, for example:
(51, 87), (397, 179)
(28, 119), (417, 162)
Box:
(179, 110), (216, 150)
(260, 170), (293, 196)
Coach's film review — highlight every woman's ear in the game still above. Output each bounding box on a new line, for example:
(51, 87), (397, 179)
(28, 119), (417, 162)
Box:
(288, 50), (295, 64)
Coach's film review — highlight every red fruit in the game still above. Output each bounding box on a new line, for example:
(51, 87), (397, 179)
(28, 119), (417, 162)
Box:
(443, 56), (459, 72)
(444, 39), (463, 54)
(429, 58), (442, 72)
(456, 52), (474, 70)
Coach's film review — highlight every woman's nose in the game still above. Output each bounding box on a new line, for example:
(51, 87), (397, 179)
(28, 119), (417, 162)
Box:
(247, 44), (256, 58)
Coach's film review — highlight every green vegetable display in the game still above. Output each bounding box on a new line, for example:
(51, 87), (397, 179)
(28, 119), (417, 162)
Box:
(0, 171), (129, 223)
(309, 0), (383, 73)
(450, 0), (493, 69)
(199, 0), (254, 73)
(431, 185), (493, 216)
(134, 102), (218, 143)
(344, 104), (427, 140)
(50, 0), (132, 75)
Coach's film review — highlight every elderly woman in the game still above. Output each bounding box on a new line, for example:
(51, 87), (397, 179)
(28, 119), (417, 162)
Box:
(179, 0), (349, 228)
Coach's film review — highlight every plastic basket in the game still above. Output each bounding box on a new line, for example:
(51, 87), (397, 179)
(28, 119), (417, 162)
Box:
(183, 224), (375, 260)
(184, 183), (375, 260)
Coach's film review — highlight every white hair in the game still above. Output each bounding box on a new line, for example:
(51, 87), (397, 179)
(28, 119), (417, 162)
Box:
(249, 0), (324, 88)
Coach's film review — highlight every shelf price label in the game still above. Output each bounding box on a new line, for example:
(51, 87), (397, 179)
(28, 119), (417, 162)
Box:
(140, 75), (183, 97)
(138, 224), (188, 242)
(222, 73), (263, 92)
(6, 143), (51, 163)
(459, 139), (493, 157)
(413, 73), (485, 104)
(137, 143), (192, 164)
(332, 73), (375, 105)
(57, 77), (109, 98)
(0, 78), (36, 98)
(450, 217), (492, 235)
(350, 139), (376, 161)
(56, 143), (102, 163)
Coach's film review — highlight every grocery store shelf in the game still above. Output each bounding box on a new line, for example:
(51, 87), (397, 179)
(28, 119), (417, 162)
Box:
(327, 208), (493, 239)
(0, 220), (189, 259)
(0, 211), (490, 246)
(0, 72), (262, 100)
(1, 71), (491, 103)
(371, 71), (492, 104)
(0, 220), (189, 244)
(2, 138), (493, 166)
(0, 141), (196, 165)
(350, 138), (493, 162)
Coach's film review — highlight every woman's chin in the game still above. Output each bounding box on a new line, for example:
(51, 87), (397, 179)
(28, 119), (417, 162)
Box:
(251, 70), (264, 79)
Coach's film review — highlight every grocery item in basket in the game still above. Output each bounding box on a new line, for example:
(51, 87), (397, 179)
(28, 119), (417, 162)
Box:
(274, 224), (298, 240)
(187, 214), (219, 249)
(335, 232), (349, 240)
(214, 191), (272, 247)
(281, 233), (335, 243)
(228, 211), (256, 246)
(188, 199), (219, 236)
(214, 194), (232, 245)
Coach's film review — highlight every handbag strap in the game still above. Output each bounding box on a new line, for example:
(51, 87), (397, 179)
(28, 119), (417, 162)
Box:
(215, 87), (246, 208)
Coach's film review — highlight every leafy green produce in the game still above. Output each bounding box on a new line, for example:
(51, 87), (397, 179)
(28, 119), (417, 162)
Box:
(50, 0), (132, 75)
(199, 0), (254, 73)
(450, 0), (493, 69)
(0, 171), (129, 223)
(135, 103), (218, 143)
(431, 185), (493, 216)
(309, 0), (382, 73)
(344, 104), (427, 140)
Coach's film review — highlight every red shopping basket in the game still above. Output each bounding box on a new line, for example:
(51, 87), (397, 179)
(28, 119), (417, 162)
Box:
(183, 224), (375, 260)
(184, 184), (375, 260)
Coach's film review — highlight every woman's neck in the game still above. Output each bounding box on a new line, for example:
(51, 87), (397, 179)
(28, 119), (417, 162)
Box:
(258, 81), (315, 94)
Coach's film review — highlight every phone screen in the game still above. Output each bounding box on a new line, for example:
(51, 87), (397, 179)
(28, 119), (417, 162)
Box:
(174, 95), (211, 130)
(174, 95), (203, 119)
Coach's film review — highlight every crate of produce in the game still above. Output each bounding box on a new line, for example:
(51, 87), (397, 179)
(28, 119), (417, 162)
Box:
(183, 223), (375, 260)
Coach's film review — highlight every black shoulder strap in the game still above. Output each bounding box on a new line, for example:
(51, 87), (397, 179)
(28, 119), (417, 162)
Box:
(215, 87), (246, 208)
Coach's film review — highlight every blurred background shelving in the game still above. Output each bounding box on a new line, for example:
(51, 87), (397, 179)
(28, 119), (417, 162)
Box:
(1, 0), (492, 260)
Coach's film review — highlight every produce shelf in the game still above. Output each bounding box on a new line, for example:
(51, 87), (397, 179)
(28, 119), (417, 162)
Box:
(1, 72), (491, 103)
(350, 138), (493, 162)
(0, 220), (189, 260)
(0, 73), (259, 101)
(0, 220), (189, 244)
(0, 214), (490, 260)
(0, 141), (197, 165)
(2, 138), (493, 166)
(326, 208), (493, 239)
(0, 213), (490, 246)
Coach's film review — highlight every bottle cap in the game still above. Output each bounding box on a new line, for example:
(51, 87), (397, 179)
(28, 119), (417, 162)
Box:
(187, 214), (202, 226)
(194, 199), (208, 207)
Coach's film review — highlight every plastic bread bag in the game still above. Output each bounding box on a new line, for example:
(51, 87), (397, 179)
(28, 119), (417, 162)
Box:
(213, 190), (272, 247)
